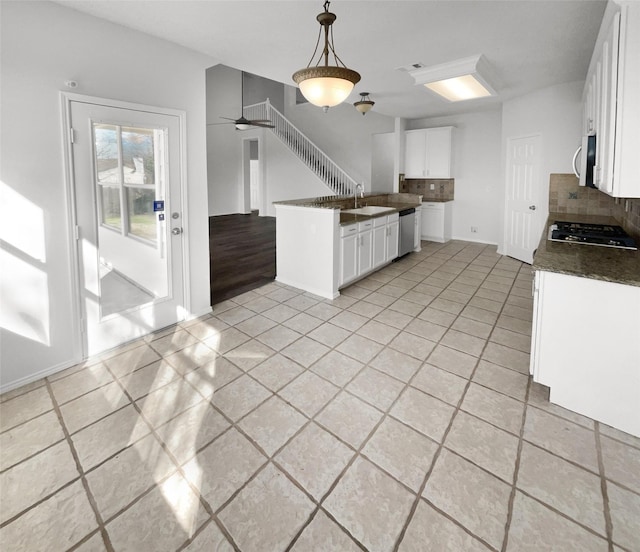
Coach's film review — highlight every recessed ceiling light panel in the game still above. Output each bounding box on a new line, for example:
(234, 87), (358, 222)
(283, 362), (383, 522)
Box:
(409, 55), (497, 102)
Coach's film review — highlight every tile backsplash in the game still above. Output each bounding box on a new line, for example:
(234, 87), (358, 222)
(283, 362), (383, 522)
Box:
(549, 174), (640, 240)
(399, 177), (455, 201)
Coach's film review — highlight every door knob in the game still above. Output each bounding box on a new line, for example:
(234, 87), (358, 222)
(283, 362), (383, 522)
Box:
(529, 205), (536, 210)
(171, 227), (183, 235)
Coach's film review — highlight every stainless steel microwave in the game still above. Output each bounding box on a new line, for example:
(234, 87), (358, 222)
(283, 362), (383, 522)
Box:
(573, 134), (597, 188)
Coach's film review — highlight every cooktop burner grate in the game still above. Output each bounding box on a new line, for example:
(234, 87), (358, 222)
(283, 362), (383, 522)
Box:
(548, 221), (637, 250)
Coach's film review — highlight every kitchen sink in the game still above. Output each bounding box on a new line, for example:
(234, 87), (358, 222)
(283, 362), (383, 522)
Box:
(342, 206), (396, 215)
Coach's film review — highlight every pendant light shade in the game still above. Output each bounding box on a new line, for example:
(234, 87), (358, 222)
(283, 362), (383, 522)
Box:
(292, 1), (360, 110)
(354, 92), (375, 115)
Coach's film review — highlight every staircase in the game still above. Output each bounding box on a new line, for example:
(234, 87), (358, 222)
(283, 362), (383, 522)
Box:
(243, 100), (357, 197)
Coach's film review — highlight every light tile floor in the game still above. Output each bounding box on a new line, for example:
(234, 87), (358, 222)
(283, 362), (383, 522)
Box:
(1, 241), (639, 551)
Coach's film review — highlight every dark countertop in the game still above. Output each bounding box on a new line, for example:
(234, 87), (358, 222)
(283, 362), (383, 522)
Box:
(533, 213), (640, 287)
(339, 201), (421, 225)
(272, 192), (422, 225)
(422, 199), (454, 203)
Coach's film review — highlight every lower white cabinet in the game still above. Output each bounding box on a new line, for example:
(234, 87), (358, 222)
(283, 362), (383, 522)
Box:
(372, 217), (387, 269)
(340, 213), (400, 287)
(386, 214), (399, 260)
(414, 208), (421, 250)
(530, 269), (640, 437)
(339, 225), (358, 286)
(421, 201), (452, 243)
(357, 220), (373, 276)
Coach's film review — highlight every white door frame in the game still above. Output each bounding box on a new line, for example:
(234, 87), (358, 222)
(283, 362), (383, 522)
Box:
(241, 135), (265, 215)
(60, 92), (191, 360)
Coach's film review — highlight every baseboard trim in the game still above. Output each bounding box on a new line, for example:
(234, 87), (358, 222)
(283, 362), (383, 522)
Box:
(0, 358), (78, 395)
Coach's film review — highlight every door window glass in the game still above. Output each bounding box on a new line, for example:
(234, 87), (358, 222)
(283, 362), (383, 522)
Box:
(92, 123), (165, 247)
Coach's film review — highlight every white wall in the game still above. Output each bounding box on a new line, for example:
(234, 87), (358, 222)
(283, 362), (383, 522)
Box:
(499, 81), (583, 251)
(0, 1), (214, 389)
(371, 133), (395, 193)
(261, 131), (336, 217)
(407, 109), (503, 244)
(284, 87), (396, 190)
(206, 65), (245, 215)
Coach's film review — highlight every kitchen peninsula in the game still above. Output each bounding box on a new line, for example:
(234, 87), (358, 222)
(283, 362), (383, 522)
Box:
(274, 193), (422, 299)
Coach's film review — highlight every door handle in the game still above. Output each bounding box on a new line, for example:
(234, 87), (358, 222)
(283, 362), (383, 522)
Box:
(171, 227), (183, 235)
(572, 146), (582, 178)
(529, 205), (536, 211)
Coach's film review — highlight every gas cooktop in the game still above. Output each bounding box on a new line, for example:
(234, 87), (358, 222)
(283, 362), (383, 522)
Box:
(548, 221), (637, 250)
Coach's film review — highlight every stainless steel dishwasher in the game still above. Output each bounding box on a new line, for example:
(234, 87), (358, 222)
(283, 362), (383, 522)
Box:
(398, 207), (415, 257)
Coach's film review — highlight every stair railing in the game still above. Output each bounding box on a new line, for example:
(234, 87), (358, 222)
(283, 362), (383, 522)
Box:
(244, 99), (357, 197)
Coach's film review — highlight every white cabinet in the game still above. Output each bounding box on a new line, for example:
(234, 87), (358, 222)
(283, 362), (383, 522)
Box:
(386, 213), (399, 261)
(357, 220), (373, 276)
(421, 202), (452, 243)
(339, 224), (358, 286)
(413, 208), (421, 251)
(372, 216), (387, 269)
(584, 3), (640, 197)
(404, 127), (453, 179)
(530, 270), (640, 437)
(340, 213), (401, 287)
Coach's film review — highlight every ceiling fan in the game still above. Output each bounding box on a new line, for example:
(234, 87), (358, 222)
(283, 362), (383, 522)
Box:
(209, 71), (275, 130)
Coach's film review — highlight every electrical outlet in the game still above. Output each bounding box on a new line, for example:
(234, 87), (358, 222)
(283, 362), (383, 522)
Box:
(471, 226), (478, 233)
(430, 183), (435, 190)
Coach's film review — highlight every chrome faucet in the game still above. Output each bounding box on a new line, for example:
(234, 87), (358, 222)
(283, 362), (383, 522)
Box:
(354, 183), (364, 208)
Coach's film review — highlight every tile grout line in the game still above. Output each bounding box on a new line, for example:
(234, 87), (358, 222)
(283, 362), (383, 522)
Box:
(393, 243), (509, 551)
(279, 248), (500, 551)
(6, 243), (636, 550)
(500, 373), (532, 552)
(43, 378), (116, 552)
(101, 363), (247, 552)
(594, 421), (616, 552)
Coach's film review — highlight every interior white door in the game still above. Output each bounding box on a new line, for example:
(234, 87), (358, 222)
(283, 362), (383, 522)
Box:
(69, 99), (185, 357)
(504, 134), (542, 264)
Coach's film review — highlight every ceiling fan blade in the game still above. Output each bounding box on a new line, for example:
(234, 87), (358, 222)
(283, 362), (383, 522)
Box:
(248, 119), (272, 123)
(219, 116), (237, 121)
(207, 121), (235, 125)
(249, 122), (275, 128)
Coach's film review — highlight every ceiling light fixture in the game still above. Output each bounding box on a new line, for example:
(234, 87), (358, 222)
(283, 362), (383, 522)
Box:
(409, 55), (496, 102)
(292, 1), (361, 112)
(354, 92), (375, 115)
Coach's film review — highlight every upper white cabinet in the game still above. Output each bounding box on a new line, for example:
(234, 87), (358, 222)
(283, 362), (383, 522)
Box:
(585, 2), (640, 197)
(404, 127), (453, 179)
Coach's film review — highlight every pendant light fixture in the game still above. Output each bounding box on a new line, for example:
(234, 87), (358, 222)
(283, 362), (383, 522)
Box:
(292, 1), (360, 111)
(354, 92), (374, 115)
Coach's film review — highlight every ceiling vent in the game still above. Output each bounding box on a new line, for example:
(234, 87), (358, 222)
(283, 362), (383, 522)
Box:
(396, 62), (426, 73)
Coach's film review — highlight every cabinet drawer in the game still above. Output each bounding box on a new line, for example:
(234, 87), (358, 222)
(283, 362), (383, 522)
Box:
(358, 220), (374, 232)
(387, 212), (399, 223)
(422, 202), (444, 210)
(373, 215), (387, 228)
(340, 224), (357, 237)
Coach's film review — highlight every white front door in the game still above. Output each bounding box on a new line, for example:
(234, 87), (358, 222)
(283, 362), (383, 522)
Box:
(68, 98), (186, 357)
(504, 134), (542, 264)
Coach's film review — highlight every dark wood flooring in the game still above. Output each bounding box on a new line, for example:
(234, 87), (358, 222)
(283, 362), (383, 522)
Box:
(209, 211), (276, 305)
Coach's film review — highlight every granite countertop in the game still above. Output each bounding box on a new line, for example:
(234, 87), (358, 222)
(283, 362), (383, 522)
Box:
(422, 198), (453, 203)
(533, 213), (640, 287)
(339, 201), (422, 225)
(273, 193), (422, 225)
